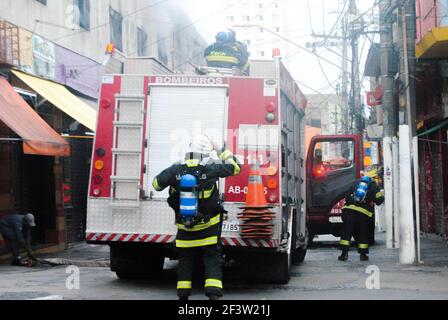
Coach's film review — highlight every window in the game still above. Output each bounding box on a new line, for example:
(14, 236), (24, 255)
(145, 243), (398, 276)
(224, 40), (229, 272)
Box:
(258, 51), (265, 57)
(158, 37), (168, 65)
(74, 0), (90, 30)
(36, 0), (47, 4)
(312, 140), (354, 174)
(257, 3), (263, 9)
(274, 2), (279, 9)
(244, 40), (251, 45)
(226, 16), (234, 22)
(259, 27), (264, 33)
(137, 27), (148, 56)
(109, 7), (123, 52)
(274, 27), (280, 32)
(242, 15), (250, 21)
(256, 15), (264, 21)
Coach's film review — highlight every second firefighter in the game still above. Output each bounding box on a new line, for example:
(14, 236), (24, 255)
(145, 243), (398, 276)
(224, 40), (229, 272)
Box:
(338, 176), (384, 261)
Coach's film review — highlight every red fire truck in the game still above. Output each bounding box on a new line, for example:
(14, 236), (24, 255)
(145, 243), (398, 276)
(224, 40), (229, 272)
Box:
(86, 57), (308, 284)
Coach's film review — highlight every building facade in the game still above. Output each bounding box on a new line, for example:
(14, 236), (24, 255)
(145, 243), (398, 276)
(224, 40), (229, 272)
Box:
(415, 0), (448, 239)
(220, 0), (293, 61)
(0, 0), (206, 78)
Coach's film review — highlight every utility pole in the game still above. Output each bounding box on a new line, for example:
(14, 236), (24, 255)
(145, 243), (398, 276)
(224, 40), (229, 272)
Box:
(349, 0), (361, 135)
(341, 12), (350, 134)
(380, 0), (399, 249)
(396, 0), (417, 264)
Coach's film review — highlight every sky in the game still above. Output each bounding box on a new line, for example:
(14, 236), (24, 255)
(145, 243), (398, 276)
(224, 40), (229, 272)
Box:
(174, 0), (378, 95)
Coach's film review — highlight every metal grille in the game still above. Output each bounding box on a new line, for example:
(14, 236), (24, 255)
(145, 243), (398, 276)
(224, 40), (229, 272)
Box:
(0, 20), (20, 66)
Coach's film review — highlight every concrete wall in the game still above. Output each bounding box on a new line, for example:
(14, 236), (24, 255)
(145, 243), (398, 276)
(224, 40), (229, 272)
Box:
(0, 0), (206, 71)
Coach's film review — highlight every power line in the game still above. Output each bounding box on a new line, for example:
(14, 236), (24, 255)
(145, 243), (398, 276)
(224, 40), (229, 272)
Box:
(306, 1), (338, 90)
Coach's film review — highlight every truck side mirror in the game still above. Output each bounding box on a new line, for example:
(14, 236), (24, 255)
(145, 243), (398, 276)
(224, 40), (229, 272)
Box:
(314, 149), (322, 163)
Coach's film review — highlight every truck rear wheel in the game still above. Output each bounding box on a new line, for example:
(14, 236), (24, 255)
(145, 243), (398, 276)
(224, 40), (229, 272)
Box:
(293, 223), (309, 264)
(269, 251), (291, 284)
(110, 243), (165, 279)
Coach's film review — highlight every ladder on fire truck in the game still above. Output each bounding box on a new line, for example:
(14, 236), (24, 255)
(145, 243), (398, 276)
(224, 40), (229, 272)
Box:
(110, 77), (146, 211)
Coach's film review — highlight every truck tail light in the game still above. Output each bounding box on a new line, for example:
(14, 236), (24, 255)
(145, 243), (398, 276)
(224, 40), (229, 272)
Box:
(95, 160), (104, 171)
(266, 112), (276, 123)
(93, 174), (103, 184)
(96, 148), (106, 157)
(266, 102), (276, 113)
(93, 188), (102, 197)
(267, 179), (277, 189)
(268, 194), (277, 203)
(100, 99), (111, 109)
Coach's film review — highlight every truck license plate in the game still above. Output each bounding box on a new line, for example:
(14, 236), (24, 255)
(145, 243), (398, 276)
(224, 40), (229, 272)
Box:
(329, 216), (343, 224)
(222, 222), (240, 232)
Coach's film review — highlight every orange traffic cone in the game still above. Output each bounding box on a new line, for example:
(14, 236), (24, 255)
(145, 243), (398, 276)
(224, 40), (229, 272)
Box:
(238, 161), (275, 240)
(242, 162), (270, 208)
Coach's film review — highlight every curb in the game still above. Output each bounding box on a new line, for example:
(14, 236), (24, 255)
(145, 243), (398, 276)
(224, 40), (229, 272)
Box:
(41, 258), (110, 268)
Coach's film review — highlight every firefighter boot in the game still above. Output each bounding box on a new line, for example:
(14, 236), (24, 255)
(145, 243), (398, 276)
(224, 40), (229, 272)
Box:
(338, 250), (348, 261)
(360, 253), (369, 261)
(209, 295), (222, 300)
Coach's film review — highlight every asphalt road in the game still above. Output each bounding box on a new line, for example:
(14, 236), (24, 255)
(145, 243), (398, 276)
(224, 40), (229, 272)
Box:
(1, 234), (448, 300)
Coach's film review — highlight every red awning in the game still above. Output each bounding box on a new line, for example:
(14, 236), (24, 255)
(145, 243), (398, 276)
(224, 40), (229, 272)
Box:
(0, 77), (70, 156)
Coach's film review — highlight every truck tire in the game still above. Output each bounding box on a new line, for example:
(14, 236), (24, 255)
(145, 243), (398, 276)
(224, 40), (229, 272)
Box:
(292, 227), (308, 265)
(292, 246), (307, 264)
(269, 251), (291, 284)
(110, 243), (165, 279)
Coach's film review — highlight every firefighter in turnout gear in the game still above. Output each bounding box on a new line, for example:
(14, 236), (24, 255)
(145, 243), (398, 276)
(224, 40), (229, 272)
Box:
(204, 29), (249, 74)
(338, 176), (384, 261)
(152, 134), (241, 300)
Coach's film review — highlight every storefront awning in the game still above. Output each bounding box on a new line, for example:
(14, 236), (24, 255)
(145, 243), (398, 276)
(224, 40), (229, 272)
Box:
(11, 70), (97, 131)
(416, 27), (448, 59)
(0, 77), (70, 156)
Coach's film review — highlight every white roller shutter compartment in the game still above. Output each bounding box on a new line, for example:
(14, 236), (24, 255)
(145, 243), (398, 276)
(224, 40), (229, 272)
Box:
(145, 85), (228, 199)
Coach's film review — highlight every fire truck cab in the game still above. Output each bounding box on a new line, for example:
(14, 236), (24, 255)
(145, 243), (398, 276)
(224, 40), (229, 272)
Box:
(86, 56), (308, 284)
(306, 134), (376, 243)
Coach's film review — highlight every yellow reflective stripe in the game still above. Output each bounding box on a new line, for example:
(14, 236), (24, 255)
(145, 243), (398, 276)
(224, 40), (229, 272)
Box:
(205, 278), (223, 289)
(177, 281), (192, 289)
(185, 159), (199, 167)
(207, 55), (239, 64)
(199, 185), (215, 199)
(176, 214), (221, 231)
(176, 236), (218, 248)
(228, 158), (241, 175)
(219, 150), (233, 160)
(359, 243), (369, 249)
(219, 150), (240, 175)
(340, 240), (350, 246)
(376, 191), (384, 199)
(344, 205), (373, 218)
(153, 178), (160, 191)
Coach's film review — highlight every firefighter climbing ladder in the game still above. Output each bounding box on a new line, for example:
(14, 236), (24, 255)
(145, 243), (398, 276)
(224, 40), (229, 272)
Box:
(110, 82), (146, 210)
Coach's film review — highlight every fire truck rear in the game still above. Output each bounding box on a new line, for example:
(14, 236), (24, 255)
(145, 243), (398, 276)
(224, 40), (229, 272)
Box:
(86, 56), (308, 284)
